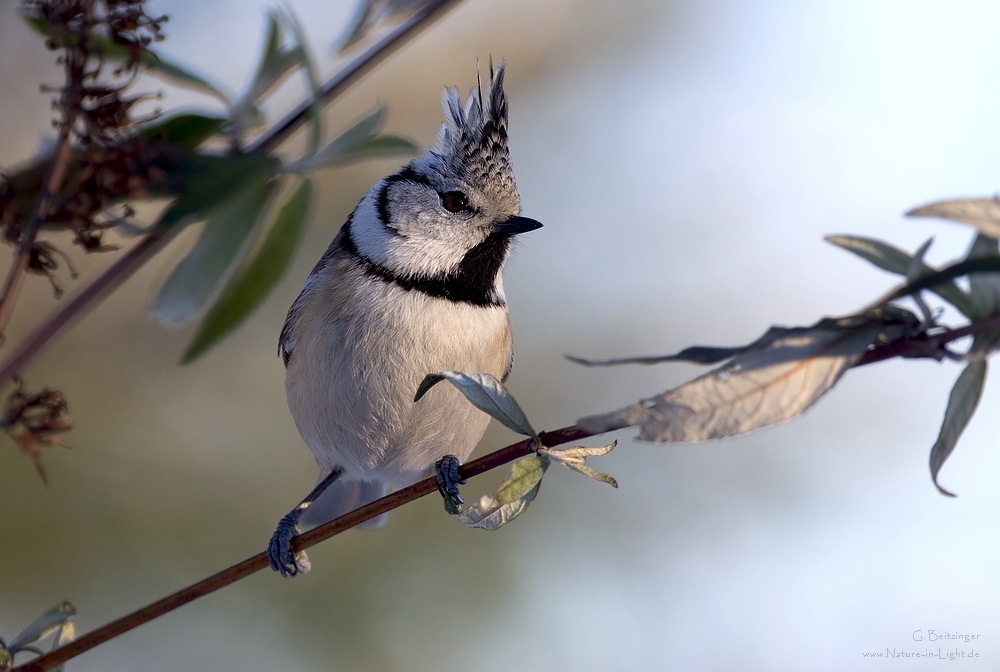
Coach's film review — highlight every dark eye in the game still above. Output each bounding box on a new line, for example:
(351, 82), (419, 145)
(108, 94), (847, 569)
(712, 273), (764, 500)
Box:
(441, 191), (470, 213)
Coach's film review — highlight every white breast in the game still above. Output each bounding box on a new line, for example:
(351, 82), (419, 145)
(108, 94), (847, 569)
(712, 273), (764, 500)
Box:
(284, 257), (513, 488)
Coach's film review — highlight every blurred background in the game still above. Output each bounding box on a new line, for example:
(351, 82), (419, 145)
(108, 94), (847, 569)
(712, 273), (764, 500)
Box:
(2, 0), (1000, 669)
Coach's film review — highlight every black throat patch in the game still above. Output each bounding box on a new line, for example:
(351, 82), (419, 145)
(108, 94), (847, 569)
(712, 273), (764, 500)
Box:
(339, 223), (509, 307)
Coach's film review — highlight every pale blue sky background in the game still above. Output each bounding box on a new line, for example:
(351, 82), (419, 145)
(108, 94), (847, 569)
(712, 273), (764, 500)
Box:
(2, 0), (1000, 670)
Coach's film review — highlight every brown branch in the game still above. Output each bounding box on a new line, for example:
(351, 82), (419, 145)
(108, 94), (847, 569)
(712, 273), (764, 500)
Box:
(0, 0), (464, 390)
(13, 424), (596, 672)
(855, 314), (1000, 367)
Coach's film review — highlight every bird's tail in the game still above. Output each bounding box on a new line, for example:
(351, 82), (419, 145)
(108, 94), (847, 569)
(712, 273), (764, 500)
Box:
(299, 477), (389, 530)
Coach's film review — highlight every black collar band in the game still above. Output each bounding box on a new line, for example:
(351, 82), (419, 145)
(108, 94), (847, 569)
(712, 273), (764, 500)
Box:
(340, 223), (508, 308)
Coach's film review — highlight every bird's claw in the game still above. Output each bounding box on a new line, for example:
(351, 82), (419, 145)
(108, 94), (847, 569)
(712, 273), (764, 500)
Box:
(266, 512), (310, 578)
(435, 454), (467, 514)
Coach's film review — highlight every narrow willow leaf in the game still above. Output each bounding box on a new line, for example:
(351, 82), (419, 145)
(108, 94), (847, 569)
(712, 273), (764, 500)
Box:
(867, 257), (1000, 310)
(567, 346), (747, 367)
(141, 113), (226, 147)
(153, 178), (277, 327)
(154, 153), (279, 230)
(286, 106), (417, 173)
(281, 6), (322, 153)
(336, 0), (430, 52)
(232, 13), (304, 131)
(579, 324), (880, 442)
(907, 197), (1000, 239)
(8, 602), (76, 654)
(966, 235), (1000, 319)
(541, 441), (619, 488)
(415, 372), (536, 437)
(454, 455), (548, 530)
(182, 179), (313, 363)
(826, 235), (975, 317)
(929, 360), (987, 497)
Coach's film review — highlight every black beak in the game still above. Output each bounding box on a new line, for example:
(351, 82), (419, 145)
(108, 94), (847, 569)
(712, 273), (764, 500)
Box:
(492, 215), (543, 235)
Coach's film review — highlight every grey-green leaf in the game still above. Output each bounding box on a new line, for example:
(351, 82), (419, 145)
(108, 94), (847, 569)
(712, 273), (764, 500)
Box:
(907, 197), (1000, 239)
(415, 372), (536, 437)
(929, 360), (987, 497)
(579, 323), (880, 442)
(182, 179), (313, 363)
(8, 602), (76, 654)
(281, 6), (322, 154)
(965, 235), (1000, 319)
(566, 346), (747, 367)
(826, 235), (975, 317)
(153, 178), (277, 328)
(336, 0), (430, 52)
(287, 106), (417, 173)
(232, 13), (305, 131)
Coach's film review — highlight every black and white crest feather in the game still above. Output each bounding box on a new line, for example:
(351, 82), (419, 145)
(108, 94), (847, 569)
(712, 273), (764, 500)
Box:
(430, 59), (516, 203)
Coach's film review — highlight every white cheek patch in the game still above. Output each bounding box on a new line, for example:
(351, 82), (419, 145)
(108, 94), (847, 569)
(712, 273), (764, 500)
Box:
(350, 180), (487, 278)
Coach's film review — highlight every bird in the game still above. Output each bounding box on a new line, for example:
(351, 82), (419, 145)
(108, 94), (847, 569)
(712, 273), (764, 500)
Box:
(266, 60), (542, 578)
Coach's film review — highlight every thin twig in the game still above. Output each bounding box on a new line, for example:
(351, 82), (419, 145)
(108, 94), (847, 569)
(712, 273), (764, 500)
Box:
(13, 424), (596, 672)
(0, 0), (464, 390)
(855, 314), (1000, 367)
(0, 115), (75, 338)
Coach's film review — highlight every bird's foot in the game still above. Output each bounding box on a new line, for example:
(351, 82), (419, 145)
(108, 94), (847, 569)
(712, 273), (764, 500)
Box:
(434, 454), (467, 514)
(266, 511), (311, 578)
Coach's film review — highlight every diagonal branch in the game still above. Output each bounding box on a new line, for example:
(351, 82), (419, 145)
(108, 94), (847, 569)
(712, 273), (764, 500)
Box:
(13, 423), (595, 672)
(0, 0), (464, 390)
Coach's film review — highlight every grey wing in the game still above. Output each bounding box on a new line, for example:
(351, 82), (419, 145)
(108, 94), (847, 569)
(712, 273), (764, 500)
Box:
(279, 234), (345, 367)
(502, 349), (514, 382)
(278, 290), (307, 367)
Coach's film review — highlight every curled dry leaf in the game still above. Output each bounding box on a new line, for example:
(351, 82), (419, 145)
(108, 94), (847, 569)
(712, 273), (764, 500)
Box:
(578, 322), (881, 443)
(907, 196), (1000, 239)
(539, 441), (619, 488)
(2, 381), (72, 483)
(454, 455), (547, 530)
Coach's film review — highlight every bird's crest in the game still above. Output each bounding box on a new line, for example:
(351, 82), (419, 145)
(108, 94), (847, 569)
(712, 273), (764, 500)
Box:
(431, 59), (515, 197)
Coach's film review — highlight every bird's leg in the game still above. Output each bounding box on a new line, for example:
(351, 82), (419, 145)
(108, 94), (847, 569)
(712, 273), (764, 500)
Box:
(266, 468), (342, 578)
(434, 455), (467, 514)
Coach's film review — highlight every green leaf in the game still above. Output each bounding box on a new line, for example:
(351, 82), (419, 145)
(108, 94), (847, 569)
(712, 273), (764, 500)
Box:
(141, 113), (227, 147)
(182, 179), (313, 363)
(0, 646), (10, 672)
(907, 197), (1000, 239)
(540, 441), (619, 488)
(139, 51), (232, 106)
(286, 107), (417, 173)
(232, 12), (305, 132)
(454, 454), (548, 530)
(495, 454), (548, 504)
(415, 372), (536, 437)
(8, 601), (76, 654)
(153, 177), (278, 327)
(155, 153), (280, 230)
(826, 235), (975, 317)
(929, 360), (987, 497)
(281, 6), (323, 154)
